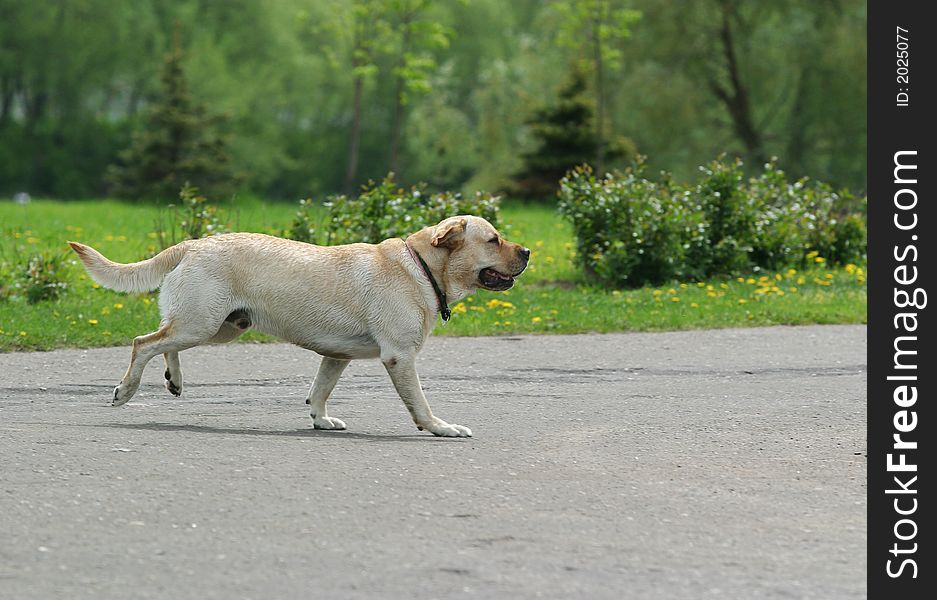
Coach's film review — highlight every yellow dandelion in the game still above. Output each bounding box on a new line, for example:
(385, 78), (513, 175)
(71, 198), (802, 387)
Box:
(671, 297), (680, 302)
(667, 288), (676, 295)
(796, 277), (806, 285)
(19, 331), (27, 337)
(91, 283), (100, 289)
(612, 290), (621, 296)
(746, 278), (756, 284)
(653, 290), (663, 296)
(706, 284), (715, 291)
(114, 303), (124, 309)
(786, 268), (797, 277)
(806, 250), (819, 259)
(680, 283), (688, 289)
(87, 319), (98, 325)
(531, 316), (542, 323)
(736, 277), (744, 283)
(789, 287), (798, 293)
(738, 299), (747, 304)
(719, 283), (728, 289)
(697, 282), (706, 288)
(535, 240), (544, 248)
(825, 273), (833, 279)
(845, 264), (856, 274)
(707, 291), (717, 298)
(815, 256), (826, 264)
(774, 273), (782, 281)
(690, 302), (699, 308)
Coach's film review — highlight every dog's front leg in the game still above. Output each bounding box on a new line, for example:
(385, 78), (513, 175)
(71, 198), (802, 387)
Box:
(382, 355), (472, 437)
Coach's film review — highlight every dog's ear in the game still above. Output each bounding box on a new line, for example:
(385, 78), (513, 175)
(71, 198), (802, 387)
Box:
(431, 217), (467, 248)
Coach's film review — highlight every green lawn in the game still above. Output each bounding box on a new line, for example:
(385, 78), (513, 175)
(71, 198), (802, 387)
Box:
(0, 199), (866, 352)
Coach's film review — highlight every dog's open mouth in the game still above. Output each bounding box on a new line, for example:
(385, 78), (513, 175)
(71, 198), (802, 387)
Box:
(479, 267), (516, 291)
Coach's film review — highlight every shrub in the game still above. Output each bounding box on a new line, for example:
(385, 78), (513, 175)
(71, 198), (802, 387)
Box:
(691, 157), (756, 276)
(557, 162), (698, 286)
(22, 252), (70, 304)
(289, 174), (501, 245)
(748, 161), (867, 269)
(558, 156), (866, 288)
(152, 183), (233, 249)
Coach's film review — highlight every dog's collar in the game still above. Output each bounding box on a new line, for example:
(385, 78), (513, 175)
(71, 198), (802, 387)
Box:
(405, 241), (451, 322)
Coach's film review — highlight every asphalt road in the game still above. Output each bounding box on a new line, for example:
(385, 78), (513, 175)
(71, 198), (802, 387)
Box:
(0, 325), (866, 599)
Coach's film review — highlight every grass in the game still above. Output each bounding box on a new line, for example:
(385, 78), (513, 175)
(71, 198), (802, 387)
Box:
(0, 199), (866, 352)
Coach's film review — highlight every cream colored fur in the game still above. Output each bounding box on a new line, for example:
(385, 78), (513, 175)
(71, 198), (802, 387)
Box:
(68, 216), (529, 437)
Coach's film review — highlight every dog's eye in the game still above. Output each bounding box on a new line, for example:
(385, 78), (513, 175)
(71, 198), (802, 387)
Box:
(488, 236), (499, 244)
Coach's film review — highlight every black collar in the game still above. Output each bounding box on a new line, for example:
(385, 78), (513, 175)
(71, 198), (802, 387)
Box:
(405, 242), (451, 322)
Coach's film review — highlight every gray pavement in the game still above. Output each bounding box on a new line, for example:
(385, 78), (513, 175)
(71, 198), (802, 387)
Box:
(0, 325), (866, 599)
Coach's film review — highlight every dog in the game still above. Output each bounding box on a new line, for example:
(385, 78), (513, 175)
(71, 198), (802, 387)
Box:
(68, 216), (529, 437)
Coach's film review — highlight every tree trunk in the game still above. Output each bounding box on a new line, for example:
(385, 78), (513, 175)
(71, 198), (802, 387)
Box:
(708, 0), (767, 167)
(592, 5), (606, 174)
(389, 20), (413, 176)
(344, 73), (363, 194)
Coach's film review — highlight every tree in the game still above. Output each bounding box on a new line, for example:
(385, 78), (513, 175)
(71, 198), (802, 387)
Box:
(553, 0), (640, 173)
(386, 0), (451, 175)
(106, 27), (237, 202)
(511, 66), (632, 198)
(704, 0), (766, 167)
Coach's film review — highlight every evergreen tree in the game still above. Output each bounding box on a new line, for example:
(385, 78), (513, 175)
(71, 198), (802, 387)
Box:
(511, 67), (633, 199)
(106, 30), (237, 202)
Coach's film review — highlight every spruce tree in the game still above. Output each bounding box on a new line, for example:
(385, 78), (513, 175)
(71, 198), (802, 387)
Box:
(106, 31), (237, 202)
(511, 67), (632, 199)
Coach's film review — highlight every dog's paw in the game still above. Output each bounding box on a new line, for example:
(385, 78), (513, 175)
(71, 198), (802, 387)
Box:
(419, 418), (472, 438)
(312, 415), (347, 431)
(112, 384), (134, 406)
(164, 370), (182, 396)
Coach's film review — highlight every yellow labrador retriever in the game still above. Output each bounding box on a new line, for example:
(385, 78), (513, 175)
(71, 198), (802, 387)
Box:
(69, 216), (529, 437)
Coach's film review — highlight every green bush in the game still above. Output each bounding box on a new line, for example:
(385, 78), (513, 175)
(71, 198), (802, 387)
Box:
(151, 183), (234, 250)
(557, 162), (700, 286)
(558, 156), (867, 288)
(289, 174), (501, 245)
(22, 252), (70, 304)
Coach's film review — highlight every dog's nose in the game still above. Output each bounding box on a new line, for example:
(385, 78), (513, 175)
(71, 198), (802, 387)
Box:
(519, 247), (531, 261)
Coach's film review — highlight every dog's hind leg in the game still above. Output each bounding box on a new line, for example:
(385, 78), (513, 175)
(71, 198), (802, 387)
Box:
(113, 319), (218, 406)
(163, 351), (182, 396)
(307, 357), (350, 430)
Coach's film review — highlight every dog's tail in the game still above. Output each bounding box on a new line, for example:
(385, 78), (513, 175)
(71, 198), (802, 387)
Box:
(67, 240), (191, 293)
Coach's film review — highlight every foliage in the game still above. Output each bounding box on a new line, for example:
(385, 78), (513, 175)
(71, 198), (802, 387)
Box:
(17, 252), (70, 304)
(105, 30), (238, 202)
(152, 183), (232, 249)
(558, 156), (867, 288)
(511, 66), (633, 199)
(0, 0), (866, 199)
(288, 174), (501, 245)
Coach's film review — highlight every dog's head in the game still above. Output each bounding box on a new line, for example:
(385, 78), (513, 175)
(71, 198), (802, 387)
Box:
(411, 215), (530, 301)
